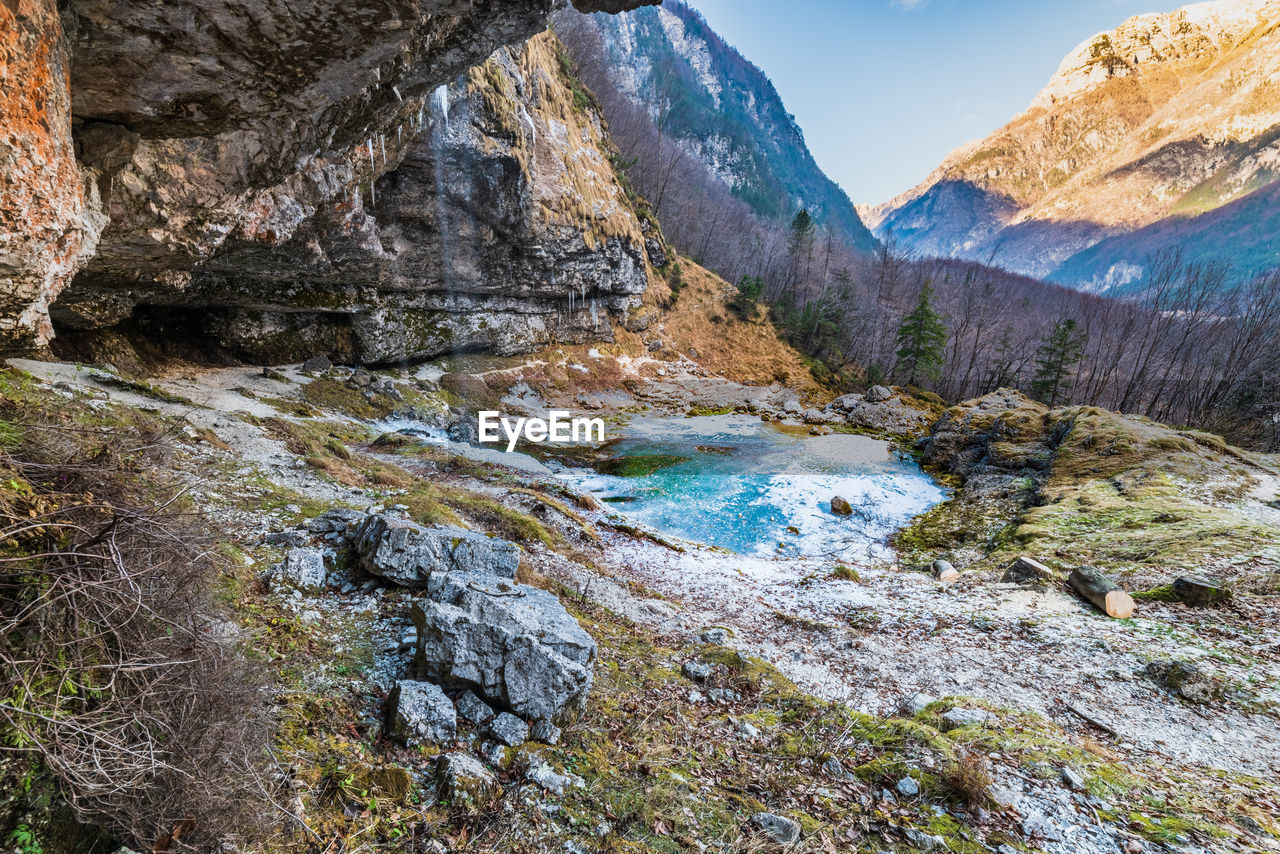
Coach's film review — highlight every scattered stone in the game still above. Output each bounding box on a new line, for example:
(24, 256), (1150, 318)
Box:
(751, 812), (800, 845)
(782, 399), (804, 416)
(479, 741), (509, 767)
(803, 407), (830, 424)
(940, 708), (996, 730)
(454, 690), (495, 725)
(388, 680), (456, 746)
(865, 385), (894, 403)
(356, 513), (521, 586)
(903, 828), (944, 851)
(263, 529), (310, 548)
(900, 692), (936, 716)
(831, 495), (854, 516)
(733, 717), (760, 739)
(682, 660), (713, 682)
(699, 627), (731, 644)
(822, 757), (855, 782)
(526, 760), (584, 795)
(1061, 767), (1086, 791)
(436, 752), (496, 804)
(1002, 556), (1054, 584)
(531, 719), (561, 746)
(490, 712), (529, 747)
(1173, 575), (1231, 607)
(307, 508), (364, 535)
(1145, 660), (1216, 704)
(301, 356), (332, 373)
(274, 547), (327, 593)
(896, 776), (920, 797)
(262, 367), (289, 382)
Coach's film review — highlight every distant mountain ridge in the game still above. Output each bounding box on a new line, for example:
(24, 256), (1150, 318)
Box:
(865, 0), (1280, 290)
(585, 0), (878, 252)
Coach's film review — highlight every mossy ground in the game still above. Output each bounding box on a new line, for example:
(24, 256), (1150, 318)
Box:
(898, 397), (1280, 589)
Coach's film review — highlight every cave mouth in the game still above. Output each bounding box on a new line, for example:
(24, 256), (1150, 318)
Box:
(47, 306), (361, 375)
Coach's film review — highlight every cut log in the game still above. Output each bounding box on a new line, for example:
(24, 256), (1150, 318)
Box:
(931, 559), (960, 584)
(1002, 556), (1054, 585)
(1172, 576), (1230, 607)
(1069, 566), (1135, 619)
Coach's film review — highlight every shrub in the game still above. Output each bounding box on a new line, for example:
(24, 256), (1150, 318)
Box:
(0, 399), (273, 848)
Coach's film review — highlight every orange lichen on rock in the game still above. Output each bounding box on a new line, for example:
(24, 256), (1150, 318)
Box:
(0, 0), (101, 352)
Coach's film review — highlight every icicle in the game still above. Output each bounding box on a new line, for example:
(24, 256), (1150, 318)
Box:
(367, 138), (374, 165)
(380, 134), (386, 166)
(434, 84), (450, 128)
(397, 125), (402, 142)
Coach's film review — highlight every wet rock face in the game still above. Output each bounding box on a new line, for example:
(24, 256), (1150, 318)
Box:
(3, 0), (657, 356)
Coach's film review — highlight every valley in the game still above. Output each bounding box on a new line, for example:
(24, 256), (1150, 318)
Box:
(4, 264), (1278, 852)
(1, 0), (1278, 851)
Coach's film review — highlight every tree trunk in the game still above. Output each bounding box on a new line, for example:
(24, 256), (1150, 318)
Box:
(1069, 566), (1135, 619)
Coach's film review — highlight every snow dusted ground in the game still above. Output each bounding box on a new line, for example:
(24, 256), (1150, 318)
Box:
(560, 526), (1280, 779)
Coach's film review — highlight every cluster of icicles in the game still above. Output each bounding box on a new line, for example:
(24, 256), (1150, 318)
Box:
(352, 85), (452, 210)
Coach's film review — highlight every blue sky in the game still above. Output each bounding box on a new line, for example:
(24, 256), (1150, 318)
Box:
(683, 0), (1186, 205)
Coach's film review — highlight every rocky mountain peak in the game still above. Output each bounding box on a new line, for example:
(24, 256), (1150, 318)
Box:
(869, 0), (1280, 289)
(1030, 0), (1274, 109)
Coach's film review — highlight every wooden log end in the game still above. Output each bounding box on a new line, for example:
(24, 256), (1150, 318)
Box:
(1105, 590), (1136, 619)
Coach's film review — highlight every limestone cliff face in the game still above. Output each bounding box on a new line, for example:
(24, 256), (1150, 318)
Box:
(866, 0), (1280, 287)
(58, 32), (658, 364)
(0, 0), (104, 349)
(0, 0), (657, 356)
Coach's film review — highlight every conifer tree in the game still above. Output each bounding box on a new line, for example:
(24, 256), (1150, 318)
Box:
(894, 280), (947, 386)
(787, 209), (816, 283)
(1030, 318), (1088, 407)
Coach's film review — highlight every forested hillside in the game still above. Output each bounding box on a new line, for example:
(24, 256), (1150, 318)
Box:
(555, 3), (1280, 451)
(559, 1), (876, 252)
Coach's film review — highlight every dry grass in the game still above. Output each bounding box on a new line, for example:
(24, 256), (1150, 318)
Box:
(938, 750), (994, 806)
(633, 261), (828, 395)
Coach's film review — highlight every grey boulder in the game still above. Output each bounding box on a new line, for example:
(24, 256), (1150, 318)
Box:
(355, 513), (521, 586)
(866, 385), (894, 403)
(389, 680), (456, 746)
(900, 692), (936, 716)
(682, 660), (713, 682)
(940, 708), (996, 730)
(531, 718), (562, 745)
(455, 690), (495, 725)
(490, 712), (529, 747)
(307, 508), (364, 535)
(436, 752), (496, 804)
(526, 759), (584, 794)
(751, 812), (800, 844)
(274, 547), (327, 593)
(411, 585), (595, 725)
